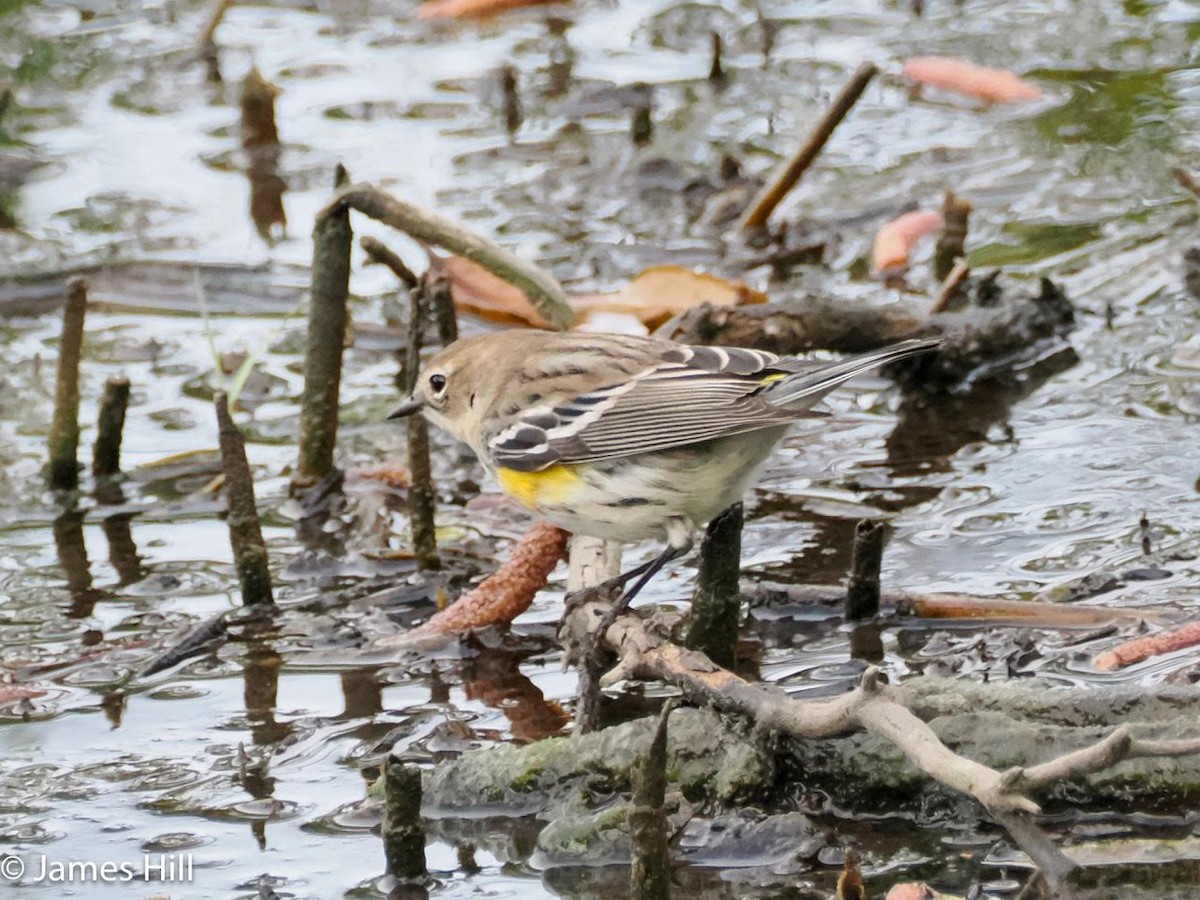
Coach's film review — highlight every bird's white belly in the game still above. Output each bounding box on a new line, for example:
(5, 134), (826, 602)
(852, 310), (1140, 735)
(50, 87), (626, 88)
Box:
(527, 427), (788, 543)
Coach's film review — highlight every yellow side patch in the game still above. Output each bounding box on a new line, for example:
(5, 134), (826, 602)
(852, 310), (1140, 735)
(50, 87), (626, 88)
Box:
(497, 464), (581, 509)
(759, 372), (788, 385)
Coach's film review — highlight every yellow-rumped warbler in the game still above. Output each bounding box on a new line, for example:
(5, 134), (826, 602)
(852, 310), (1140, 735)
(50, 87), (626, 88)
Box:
(388, 329), (939, 605)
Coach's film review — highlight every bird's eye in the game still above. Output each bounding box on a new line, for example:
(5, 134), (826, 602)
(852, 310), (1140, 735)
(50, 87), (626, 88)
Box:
(429, 373), (447, 394)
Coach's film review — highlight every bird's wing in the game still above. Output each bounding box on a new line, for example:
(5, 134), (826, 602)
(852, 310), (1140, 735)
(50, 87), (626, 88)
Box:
(485, 345), (800, 471)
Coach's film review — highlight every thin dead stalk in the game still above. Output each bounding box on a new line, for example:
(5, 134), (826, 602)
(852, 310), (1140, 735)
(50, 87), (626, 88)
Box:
(738, 62), (878, 231)
(930, 258), (971, 313)
(406, 275), (439, 570)
(361, 235), (418, 290)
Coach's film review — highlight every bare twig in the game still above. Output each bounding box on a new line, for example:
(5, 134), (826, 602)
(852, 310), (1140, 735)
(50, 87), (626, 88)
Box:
(1173, 166), (1200, 201)
(48, 279), (88, 491)
(360, 235), (419, 290)
(739, 62), (878, 231)
(325, 183), (573, 330)
(197, 0), (233, 51)
(930, 258), (970, 313)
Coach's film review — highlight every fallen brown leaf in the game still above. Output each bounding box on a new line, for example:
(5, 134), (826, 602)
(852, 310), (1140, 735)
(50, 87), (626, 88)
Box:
(573, 266), (767, 331)
(903, 57), (1043, 104)
(438, 255), (767, 332)
(872, 210), (940, 273)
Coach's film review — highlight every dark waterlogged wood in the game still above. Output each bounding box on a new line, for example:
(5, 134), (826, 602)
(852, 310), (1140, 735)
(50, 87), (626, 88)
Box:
(406, 277), (439, 570)
(845, 519), (885, 620)
(48, 279), (88, 491)
(739, 62), (878, 231)
(92, 376), (130, 479)
(629, 702), (674, 900)
(295, 194), (352, 488)
(685, 503), (743, 668)
(382, 756), (427, 880)
(215, 392), (274, 605)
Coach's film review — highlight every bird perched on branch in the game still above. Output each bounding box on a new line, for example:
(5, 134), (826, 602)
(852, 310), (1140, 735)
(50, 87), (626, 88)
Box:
(389, 329), (939, 616)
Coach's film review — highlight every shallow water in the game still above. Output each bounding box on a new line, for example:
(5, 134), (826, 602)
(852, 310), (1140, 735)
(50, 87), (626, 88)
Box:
(1, 0), (1200, 897)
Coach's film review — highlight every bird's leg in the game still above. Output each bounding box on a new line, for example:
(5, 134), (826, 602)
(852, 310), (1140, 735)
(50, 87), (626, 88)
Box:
(583, 518), (695, 657)
(562, 554), (660, 613)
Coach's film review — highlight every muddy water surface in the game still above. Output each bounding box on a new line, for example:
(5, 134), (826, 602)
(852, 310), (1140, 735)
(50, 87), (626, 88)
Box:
(1, 0), (1200, 897)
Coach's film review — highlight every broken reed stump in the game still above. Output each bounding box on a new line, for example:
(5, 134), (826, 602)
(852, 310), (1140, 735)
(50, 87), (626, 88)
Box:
(294, 191), (352, 489)
(426, 266), (458, 345)
(92, 375), (130, 480)
(382, 756), (427, 881)
(406, 275), (439, 570)
(684, 503), (743, 668)
(215, 392), (274, 605)
(629, 702), (674, 900)
(48, 279), (88, 491)
(845, 519), (886, 620)
(738, 61), (878, 232)
(933, 190), (971, 282)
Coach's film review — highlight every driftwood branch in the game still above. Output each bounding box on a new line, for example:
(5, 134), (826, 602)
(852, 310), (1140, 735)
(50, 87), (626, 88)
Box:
(324, 183), (573, 330)
(561, 596), (1200, 816)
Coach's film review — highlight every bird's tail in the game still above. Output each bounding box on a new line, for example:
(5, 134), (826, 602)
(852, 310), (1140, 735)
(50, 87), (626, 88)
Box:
(763, 337), (942, 410)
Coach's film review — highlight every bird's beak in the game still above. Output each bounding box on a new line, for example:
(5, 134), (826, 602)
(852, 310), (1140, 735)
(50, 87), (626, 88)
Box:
(387, 396), (424, 420)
